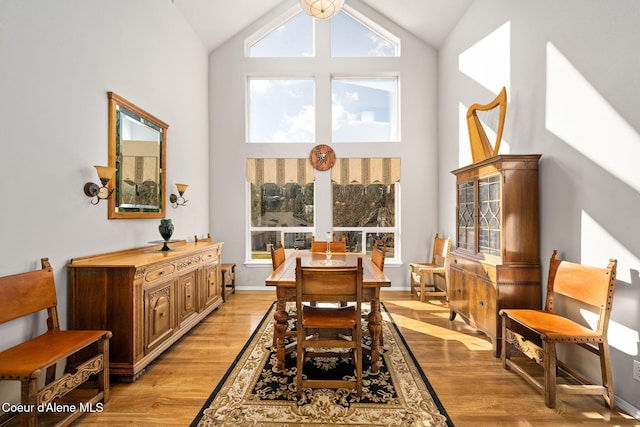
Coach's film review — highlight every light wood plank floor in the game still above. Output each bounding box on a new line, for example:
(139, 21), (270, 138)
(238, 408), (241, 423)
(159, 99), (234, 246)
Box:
(66, 290), (637, 426)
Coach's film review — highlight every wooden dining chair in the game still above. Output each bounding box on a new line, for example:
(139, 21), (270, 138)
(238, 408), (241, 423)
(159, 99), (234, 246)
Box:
(409, 233), (451, 302)
(270, 241), (286, 271)
(295, 256), (363, 397)
(499, 250), (617, 408)
(311, 240), (347, 253)
(371, 241), (386, 271)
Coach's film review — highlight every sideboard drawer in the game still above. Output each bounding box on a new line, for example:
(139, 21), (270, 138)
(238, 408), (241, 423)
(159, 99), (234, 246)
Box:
(201, 250), (218, 262)
(145, 264), (176, 283)
(451, 255), (497, 282)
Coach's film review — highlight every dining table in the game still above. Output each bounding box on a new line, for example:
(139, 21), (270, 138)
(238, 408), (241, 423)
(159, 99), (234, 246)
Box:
(265, 251), (391, 372)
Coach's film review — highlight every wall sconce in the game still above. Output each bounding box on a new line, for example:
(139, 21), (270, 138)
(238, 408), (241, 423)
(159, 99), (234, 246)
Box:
(84, 165), (116, 205)
(170, 183), (188, 208)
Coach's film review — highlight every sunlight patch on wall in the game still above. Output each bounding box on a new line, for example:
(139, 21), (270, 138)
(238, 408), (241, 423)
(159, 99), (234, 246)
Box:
(580, 308), (638, 356)
(581, 210), (639, 356)
(546, 42), (640, 193)
(458, 21), (511, 94)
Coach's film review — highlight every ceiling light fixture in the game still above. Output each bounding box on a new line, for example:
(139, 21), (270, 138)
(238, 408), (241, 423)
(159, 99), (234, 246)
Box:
(299, 0), (345, 19)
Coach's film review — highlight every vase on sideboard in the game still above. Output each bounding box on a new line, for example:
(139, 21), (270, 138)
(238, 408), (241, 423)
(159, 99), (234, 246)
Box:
(158, 219), (174, 251)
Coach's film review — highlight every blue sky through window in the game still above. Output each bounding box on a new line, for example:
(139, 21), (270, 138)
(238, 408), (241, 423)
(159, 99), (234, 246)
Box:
(332, 77), (398, 142)
(331, 11), (398, 57)
(249, 12), (314, 57)
(249, 79), (315, 142)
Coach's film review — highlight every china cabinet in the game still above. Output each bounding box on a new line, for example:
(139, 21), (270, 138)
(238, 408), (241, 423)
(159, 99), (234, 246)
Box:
(449, 155), (542, 356)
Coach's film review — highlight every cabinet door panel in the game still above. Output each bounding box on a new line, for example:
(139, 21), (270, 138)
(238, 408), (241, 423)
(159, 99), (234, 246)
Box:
(471, 277), (497, 337)
(448, 267), (470, 315)
(145, 281), (175, 352)
(178, 271), (197, 324)
(201, 263), (221, 310)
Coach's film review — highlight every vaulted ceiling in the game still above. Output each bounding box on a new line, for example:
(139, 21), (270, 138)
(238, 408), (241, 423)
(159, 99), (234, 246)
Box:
(172, 0), (473, 52)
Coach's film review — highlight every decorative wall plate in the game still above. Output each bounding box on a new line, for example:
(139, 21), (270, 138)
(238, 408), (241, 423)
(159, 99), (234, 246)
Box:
(309, 144), (336, 171)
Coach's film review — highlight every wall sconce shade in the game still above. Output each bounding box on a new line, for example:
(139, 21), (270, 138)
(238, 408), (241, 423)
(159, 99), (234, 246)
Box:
(84, 165), (115, 205)
(299, 0), (345, 19)
(170, 183), (188, 208)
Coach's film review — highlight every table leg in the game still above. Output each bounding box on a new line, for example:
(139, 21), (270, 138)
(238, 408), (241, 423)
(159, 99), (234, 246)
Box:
(274, 297), (288, 371)
(368, 298), (382, 373)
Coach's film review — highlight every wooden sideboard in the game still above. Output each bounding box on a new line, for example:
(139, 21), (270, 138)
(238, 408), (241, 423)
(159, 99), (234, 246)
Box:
(449, 155), (542, 357)
(68, 241), (223, 382)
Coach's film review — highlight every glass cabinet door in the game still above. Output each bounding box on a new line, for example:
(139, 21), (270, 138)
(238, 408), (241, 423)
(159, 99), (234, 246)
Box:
(478, 175), (501, 256)
(457, 181), (475, 250)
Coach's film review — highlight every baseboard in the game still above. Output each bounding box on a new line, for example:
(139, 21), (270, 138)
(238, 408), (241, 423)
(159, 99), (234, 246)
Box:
(616, 396), (640, 420)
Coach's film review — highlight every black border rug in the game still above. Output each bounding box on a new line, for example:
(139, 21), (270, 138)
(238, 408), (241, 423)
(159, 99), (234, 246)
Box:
(191, 302), (453, 426)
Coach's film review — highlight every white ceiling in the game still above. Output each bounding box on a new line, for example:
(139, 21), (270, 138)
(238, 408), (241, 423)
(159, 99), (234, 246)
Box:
(172, 0), (473, 52)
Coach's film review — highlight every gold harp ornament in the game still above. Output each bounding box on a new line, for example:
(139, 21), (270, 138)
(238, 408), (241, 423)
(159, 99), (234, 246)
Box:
(466, 87), (507, 163)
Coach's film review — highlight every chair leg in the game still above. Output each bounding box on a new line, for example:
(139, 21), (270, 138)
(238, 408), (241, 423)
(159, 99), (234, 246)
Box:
(409, 271), (414, 296)
(296, 343), (304, 397)
(356, 346), (363, 397)
(99, 336), (110, 402)
(21, 378), (38, 427)
(544, 341), (557, 408)
(419, 275), (426, 302)
(599, 342), (615, 409)
(501, 315), (509, 369)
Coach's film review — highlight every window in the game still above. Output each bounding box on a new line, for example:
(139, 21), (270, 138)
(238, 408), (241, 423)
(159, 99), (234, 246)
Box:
(247, 159), (315, 260)
(247, 12), (314, 57)
(332, 77), (399, 142)
(248, 78), (315, 142)
(244, 6), (403, 263)
(332, 158), (400, 260)
(331, 11), (399, 57)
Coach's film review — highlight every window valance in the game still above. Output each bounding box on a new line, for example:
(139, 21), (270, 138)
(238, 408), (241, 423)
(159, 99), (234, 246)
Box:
(246, 158), (315, 186)
(331, 158), (400, 186)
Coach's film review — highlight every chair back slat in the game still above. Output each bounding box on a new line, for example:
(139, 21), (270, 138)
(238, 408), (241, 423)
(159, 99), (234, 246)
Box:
(296, 258), (363, 304)
(311, 241), (346, 253)
(371, 241), (386, 271)
(432, 233), (451, 264)
(271, 242), (286, 271)
(547, 251), (617, 310)
(0, 267), (58, 324)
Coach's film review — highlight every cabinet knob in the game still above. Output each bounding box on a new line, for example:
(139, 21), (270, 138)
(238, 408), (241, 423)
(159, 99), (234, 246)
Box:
(484, 269), (488, 276)
(479, 300), (484, 307)
(453, 259), (458, 264)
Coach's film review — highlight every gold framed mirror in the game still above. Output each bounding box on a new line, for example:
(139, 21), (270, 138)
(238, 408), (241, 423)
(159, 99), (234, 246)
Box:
(107, 92), (168, 219)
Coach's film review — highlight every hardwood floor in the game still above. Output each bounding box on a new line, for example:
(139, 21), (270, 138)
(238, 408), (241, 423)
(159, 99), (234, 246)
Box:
(63, 290), (637, 426)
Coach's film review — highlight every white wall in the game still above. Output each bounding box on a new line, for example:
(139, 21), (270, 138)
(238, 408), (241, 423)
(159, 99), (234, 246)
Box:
(209, 0), (440, 289)
(439, 0), (640, 414)
(0, 0), (209, 403)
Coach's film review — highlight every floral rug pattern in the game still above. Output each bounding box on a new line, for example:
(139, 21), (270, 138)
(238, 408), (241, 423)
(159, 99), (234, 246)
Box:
(192, 303), (452, 427)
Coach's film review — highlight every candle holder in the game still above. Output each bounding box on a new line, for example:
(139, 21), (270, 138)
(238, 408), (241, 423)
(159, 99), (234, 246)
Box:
(325, 232), (332, 264)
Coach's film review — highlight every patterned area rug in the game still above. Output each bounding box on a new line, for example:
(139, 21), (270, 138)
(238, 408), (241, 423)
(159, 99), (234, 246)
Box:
(191, 302), (453, 426)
